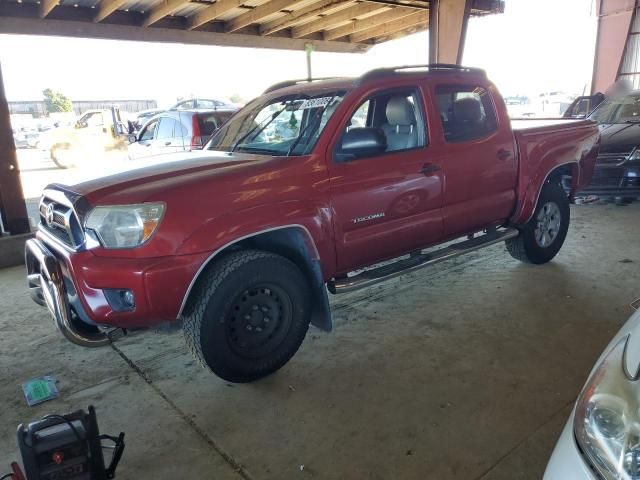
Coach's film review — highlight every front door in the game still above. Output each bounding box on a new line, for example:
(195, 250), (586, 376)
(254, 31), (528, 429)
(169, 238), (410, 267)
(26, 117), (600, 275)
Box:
(328, 86), (444, 273)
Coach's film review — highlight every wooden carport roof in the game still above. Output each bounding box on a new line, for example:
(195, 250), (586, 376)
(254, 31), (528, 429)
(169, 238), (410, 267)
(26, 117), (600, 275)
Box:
(0, 0), (503, 52)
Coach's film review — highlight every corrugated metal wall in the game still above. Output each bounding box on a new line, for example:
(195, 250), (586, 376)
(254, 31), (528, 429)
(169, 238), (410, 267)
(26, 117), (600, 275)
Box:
(620, 5), (640, 88)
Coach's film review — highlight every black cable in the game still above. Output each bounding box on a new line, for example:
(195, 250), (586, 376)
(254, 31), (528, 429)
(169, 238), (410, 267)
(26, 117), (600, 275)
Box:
(0, 472), (15, 480)
(41, 414), (82, 442)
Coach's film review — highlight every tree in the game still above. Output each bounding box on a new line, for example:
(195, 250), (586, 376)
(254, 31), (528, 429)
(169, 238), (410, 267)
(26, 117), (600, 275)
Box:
(43, 88), (73, 113)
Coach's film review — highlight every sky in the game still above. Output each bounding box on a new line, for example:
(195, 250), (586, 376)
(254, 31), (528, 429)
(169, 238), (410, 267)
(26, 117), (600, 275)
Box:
(0, 0), (597, 107)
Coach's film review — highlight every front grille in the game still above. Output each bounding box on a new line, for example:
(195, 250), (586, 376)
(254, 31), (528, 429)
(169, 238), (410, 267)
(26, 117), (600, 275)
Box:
(596, 152), (632, 165)
(39, 196), (82, 249)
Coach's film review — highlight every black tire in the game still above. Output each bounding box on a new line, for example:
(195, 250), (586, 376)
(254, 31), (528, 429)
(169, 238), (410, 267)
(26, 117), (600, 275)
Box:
(182, 250), (311, 383)
(506, 181), (570, 264)
(50, 143), (75, 169)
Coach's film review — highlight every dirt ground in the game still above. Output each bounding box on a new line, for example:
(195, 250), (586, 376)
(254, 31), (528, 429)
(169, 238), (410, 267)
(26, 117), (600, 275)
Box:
(1, 203), (639, 480)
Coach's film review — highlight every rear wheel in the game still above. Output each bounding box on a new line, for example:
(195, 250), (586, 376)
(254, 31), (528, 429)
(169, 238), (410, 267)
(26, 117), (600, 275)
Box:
(506, 181), (570, 264)
(182, 250), (311, 383)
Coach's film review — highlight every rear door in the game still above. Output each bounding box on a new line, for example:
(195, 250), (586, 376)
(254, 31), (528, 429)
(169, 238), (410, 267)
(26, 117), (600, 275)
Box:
(429, 83), (518, 238)
(328, 84), (444, 273)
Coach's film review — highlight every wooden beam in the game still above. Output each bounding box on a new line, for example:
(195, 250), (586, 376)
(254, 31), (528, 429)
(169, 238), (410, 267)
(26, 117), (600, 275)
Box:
(189, 0), (245, 30)
(93, 0), (128, 22)
(39, 0), (58, 18)
(225, 0), (301, 32)
(373, 21), (426, 43)
(142, 0), (190, 27)
(323, 6), (414, 40)
(350, 9), (426, 42)
(291, 3), (387, 38)
(0, 15), (372, 52)
(260, 0), (352, 35)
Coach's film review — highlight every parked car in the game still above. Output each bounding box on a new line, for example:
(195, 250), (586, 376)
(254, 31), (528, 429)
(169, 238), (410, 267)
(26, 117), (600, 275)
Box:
(127, 109), (235, 160)
(12, 127), (39, 149)
(170, 98), (236, 111)
(569, 91), (640, 201)
(40, 107), (129, 169)
(563, 93), (605, 119)
(131, 108), (165, 132)
(544, 307), (640, 479)
(24, 65), (599, 383)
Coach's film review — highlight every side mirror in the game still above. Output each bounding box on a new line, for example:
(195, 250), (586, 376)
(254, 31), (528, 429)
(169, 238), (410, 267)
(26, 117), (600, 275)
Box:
(336, 127), (387, 161)
(127, 134), (138, 144)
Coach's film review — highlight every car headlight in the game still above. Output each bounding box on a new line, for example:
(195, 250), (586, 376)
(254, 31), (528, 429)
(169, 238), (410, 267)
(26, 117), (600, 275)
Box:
(85, 203), (165, 249)
(574, 336), (640, 480)
(629, 148), (640, 162)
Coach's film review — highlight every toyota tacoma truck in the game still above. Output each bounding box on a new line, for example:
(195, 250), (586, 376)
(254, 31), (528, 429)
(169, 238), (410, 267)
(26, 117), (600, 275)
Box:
(25, 65), (600, 383)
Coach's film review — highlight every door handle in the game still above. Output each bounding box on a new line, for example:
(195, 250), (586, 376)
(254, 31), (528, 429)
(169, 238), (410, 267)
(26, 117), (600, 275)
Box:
(497, 148), (512, 160)
(164, 141), (172, 146)
(420, 163), (441, 176)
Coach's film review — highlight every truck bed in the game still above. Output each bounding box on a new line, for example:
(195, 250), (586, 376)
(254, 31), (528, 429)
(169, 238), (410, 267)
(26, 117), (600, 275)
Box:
(511, 118), (594, 133)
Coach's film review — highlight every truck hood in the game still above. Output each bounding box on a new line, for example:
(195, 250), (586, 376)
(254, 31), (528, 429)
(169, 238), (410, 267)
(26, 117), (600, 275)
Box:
(65, 150), (271, 205)
(598, 123), (640, 154)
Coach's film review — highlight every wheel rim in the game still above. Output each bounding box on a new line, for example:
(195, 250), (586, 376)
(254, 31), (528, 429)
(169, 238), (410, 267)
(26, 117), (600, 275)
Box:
(534, 201), (561, 248)
(225, 283), (292, 359)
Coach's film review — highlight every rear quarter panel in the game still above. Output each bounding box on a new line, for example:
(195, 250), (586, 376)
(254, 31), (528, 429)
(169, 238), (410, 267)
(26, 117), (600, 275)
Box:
(510, 119), (599, 224)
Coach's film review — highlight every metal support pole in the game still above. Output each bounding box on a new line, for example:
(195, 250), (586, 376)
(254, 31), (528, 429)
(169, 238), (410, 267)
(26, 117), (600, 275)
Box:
(428, 0), (439, 64)
(305, 43), (315, 81)
(429, 0), (472, 65)
(0, 62), (30, 235)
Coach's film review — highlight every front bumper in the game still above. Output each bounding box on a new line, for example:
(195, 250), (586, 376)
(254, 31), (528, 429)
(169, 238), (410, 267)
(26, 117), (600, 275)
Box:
(25, 238), (111, 347)
(25, 232), (209, 345)
(544, 411), (596, 480)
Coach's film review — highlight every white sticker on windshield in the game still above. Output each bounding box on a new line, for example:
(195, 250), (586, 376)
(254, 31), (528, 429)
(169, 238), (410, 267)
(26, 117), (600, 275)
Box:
(298, 97), (333, 110)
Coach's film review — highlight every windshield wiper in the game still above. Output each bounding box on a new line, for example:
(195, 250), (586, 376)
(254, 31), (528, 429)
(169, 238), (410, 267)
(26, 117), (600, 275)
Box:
(286, 95), (337, 156)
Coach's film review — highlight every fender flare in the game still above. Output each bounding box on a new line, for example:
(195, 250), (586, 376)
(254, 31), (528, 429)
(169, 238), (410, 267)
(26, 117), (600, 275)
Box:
(177, 224), (333, 332)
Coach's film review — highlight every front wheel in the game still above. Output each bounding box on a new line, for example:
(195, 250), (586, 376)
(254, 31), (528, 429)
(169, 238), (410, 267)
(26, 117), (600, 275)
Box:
(50, 143), (76, 169)
(506, 182), (570, 264)
(182, 250), (311, 383)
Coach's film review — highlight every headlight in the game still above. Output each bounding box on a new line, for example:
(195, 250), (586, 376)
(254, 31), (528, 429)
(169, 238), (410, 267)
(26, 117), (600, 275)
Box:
(85, 203), (165, 249)
(629, 148), (640, 162)
(574, 337), (640, 479)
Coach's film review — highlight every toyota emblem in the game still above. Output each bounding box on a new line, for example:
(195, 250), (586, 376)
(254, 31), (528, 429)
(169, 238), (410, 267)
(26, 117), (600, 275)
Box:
(45, 204), (55, 227)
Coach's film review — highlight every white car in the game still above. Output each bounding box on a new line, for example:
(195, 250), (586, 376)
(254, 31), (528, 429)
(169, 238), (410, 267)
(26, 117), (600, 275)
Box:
(545, 308), (640, 479)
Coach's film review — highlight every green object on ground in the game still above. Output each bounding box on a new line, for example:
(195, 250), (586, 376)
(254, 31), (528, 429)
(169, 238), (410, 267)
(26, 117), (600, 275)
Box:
(22, 376), (59, 406)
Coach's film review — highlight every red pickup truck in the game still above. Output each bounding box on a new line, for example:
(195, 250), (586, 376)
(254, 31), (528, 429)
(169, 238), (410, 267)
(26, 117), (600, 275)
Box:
(25, 65), (599, 383)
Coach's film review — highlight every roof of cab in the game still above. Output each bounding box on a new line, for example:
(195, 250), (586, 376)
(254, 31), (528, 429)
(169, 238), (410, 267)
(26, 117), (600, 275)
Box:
(263, 64), (488, 97)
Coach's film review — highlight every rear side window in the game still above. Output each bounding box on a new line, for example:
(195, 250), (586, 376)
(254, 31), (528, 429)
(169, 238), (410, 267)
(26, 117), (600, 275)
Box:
(435, 85), (498, 143)
(197, 114), (221, 136)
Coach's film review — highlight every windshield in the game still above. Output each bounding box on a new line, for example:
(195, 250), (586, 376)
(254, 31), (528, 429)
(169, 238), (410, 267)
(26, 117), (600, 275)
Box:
(207, 91), (345, 156)
(589, 94), (640, 124)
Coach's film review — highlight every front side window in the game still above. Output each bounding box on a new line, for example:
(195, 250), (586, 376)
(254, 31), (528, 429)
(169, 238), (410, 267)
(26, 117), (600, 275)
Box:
(156, 118), (176, 139)
(436, 85), (498, 143)
(337, 88), (426, 159)
(208, 91), (345, 156)
(139, 119), (158, 141)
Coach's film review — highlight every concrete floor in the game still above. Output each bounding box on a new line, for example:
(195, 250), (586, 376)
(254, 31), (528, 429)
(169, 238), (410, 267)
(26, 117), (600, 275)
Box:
(1, 203), (639, 480)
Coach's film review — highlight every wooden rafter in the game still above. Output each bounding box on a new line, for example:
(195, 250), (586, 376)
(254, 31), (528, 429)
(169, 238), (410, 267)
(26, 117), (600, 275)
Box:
(291, 2), (387, 38)
(189, 0), (245, 30)
(142, 0), (191, 27)
(39, 0), (58, 18)
(373, 21), (427, 43)
(94, 0), (128, 22)
(350, 9), (426, 42)
(225, 0), (302, 32)
(323, 6), (415, 40)
(259, 0), (352, 36)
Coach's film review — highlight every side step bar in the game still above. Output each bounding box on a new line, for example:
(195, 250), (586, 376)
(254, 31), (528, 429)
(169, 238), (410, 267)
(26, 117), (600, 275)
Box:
(327, 228), (519, 294)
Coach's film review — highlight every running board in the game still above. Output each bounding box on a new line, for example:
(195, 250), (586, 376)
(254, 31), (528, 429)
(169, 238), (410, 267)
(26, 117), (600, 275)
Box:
(327, 228), (519, 294)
